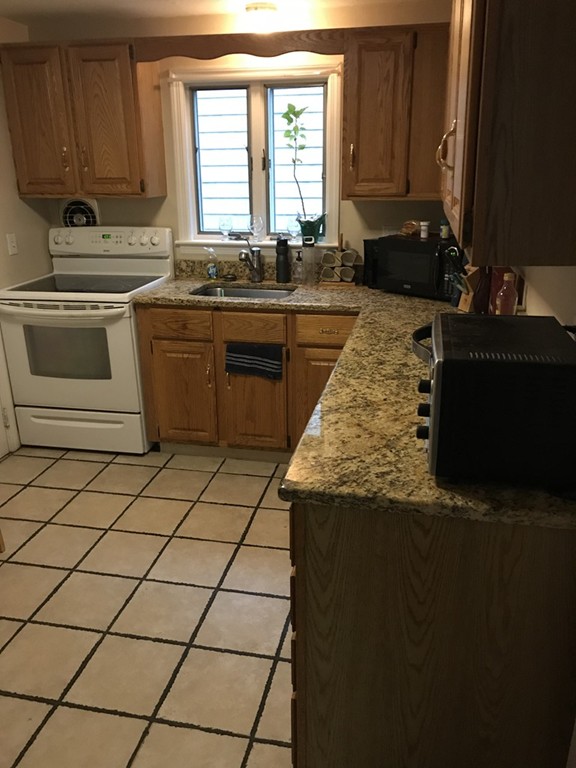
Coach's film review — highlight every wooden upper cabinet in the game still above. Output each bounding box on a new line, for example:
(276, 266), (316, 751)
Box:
(0, 42), (166, 198)
(342, 31), (414, 198)
(439, 0), (484, 249)
(0, 46), (77, 196)
(440, 0), (576, 265)
(342, 26), (448, 200)
(67, 44), (143, 196)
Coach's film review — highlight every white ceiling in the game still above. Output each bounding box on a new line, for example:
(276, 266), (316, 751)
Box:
(0, 0), (373, 25)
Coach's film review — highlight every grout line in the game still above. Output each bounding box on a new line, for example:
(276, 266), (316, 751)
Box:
(240, 611), (293, 767)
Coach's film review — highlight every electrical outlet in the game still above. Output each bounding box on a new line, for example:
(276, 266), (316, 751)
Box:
(6, 233), (18, 256)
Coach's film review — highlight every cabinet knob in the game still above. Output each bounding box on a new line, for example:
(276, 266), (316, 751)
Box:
(349, 143), (355, 171)
(61, 146), (69, 172)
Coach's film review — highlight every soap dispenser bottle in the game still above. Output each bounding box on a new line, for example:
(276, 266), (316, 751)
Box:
(204, 247), (219, 280)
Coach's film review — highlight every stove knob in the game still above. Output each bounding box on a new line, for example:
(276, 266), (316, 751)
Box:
(150, 235), (160, 246)
(65, 233), (74, 245)
(128, 234), (137, 246)
(418, 379), (432, 394)
(53, 232), (63, 245)
(417, 403), (430, 418)
(416, 425), (430, 440)
(139, 234), (150, 246)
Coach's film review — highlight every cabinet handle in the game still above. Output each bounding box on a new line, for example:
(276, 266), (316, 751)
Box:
(61, 146), (70, 172)
(320, 327), (339, 335)
(80, 146), (88, 172)
(206, 363), (212, 388)
(349, 143), (355, 171)
(435, 119), (456, 171)
(226, 371), (231, 390)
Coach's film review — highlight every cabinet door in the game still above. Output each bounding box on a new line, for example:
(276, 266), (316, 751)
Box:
(292, 346), (341, 444)
(217, 311), (288, 450)
(221, 364), (288, 449)
(151, 339), (218, 444)
(439, 0), (485, 245)
(342, 31), (414, 197)
(0, 45), (78, 195)
(67, 43), (142, 196)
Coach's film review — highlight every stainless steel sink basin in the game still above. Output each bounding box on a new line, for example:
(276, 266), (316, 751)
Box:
(190, 285), (295, 299)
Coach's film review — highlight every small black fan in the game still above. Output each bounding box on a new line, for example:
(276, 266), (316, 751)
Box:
(60, 198), (100, 227)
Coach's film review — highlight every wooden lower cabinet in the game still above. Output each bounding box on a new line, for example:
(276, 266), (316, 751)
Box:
(290, 313), (358, 444)
(215, 311), (287, 450)
(136, 305), (289, 449)
(290, 501), (576, 767)
(136, 306), (217, 443)
(150, 339), (217, 443)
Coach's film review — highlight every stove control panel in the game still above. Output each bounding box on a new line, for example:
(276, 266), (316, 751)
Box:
(49, 227), (173, 257)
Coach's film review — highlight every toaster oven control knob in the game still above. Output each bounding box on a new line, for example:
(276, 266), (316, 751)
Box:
(417, 403), (430, 418)
(417, 379), (432, 394)
(128, 234), (137, 246)
(53, 232), (63, 245)
(65, 233), (74, 245)
(150, 235), (160, 246)
(416, 425), (430, 440)
(139, 235), (150, 246)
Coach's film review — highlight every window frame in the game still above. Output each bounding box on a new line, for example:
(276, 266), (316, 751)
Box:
(166, 57), (342, 246)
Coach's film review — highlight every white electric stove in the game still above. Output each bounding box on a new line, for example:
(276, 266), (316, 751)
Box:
(0, 226), (173, 454)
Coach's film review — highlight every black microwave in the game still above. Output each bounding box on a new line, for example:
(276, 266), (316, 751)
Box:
(363, 234), (463, 301)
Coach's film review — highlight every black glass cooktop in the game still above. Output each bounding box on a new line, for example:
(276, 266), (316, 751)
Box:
(8, 274), (158, 293)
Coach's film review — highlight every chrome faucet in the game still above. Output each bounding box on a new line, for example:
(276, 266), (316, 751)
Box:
(239, 245), (263, 283)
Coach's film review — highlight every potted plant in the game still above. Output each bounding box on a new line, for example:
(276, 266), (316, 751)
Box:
(281, 102), (325, 242)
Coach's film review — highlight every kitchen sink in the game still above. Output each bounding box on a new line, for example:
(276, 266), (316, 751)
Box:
(190, 285), (295, 299)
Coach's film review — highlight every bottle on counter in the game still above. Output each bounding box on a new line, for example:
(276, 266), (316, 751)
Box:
(205, 247), (219, 280)
(275, 238), (291, 283)
(495, 272), (518, 315)
(420, 221), (430, 240)
(440, 218), (450, 239)
(292, 249), (303, 283)
(301, 237), (316, 286)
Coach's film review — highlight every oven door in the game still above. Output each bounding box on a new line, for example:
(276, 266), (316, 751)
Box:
(0, 301), (141, 413)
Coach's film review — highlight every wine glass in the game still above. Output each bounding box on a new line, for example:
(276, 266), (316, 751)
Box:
(218, 215), (233, 240)
(287, 217), (301, 243)
(248, 215), (265, 241)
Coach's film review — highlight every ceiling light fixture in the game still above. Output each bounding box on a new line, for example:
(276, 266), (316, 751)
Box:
(245, 1), (278, 12)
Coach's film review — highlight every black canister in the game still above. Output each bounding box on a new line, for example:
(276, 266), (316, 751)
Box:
(275, 238), (291, 283)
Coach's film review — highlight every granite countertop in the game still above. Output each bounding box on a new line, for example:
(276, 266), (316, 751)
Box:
(135, 277), (576, 529)
(133, 277), (366, 313)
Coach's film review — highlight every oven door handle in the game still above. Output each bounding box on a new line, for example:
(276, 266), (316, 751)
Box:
(0, 303), (128, 324)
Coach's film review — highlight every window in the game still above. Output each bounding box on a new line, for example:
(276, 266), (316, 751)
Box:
(168, 56), (342, 244)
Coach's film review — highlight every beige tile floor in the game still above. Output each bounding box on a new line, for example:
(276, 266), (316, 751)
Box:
(0, 446), (292, 768)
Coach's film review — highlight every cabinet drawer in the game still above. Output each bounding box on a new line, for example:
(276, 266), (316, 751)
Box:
(147, 308), (213, 341)
(295, 313), (357, 347)
(221, 312), (286, 344)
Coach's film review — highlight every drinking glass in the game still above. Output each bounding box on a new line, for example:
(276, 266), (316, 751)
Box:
(248, 215), (265, 241)
(218, 216), (233, 240)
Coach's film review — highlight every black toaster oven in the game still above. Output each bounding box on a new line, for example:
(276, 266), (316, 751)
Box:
(412, 313), (576, 488)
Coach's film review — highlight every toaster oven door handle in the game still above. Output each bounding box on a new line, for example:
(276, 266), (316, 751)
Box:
(412, 323), (432, 363)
